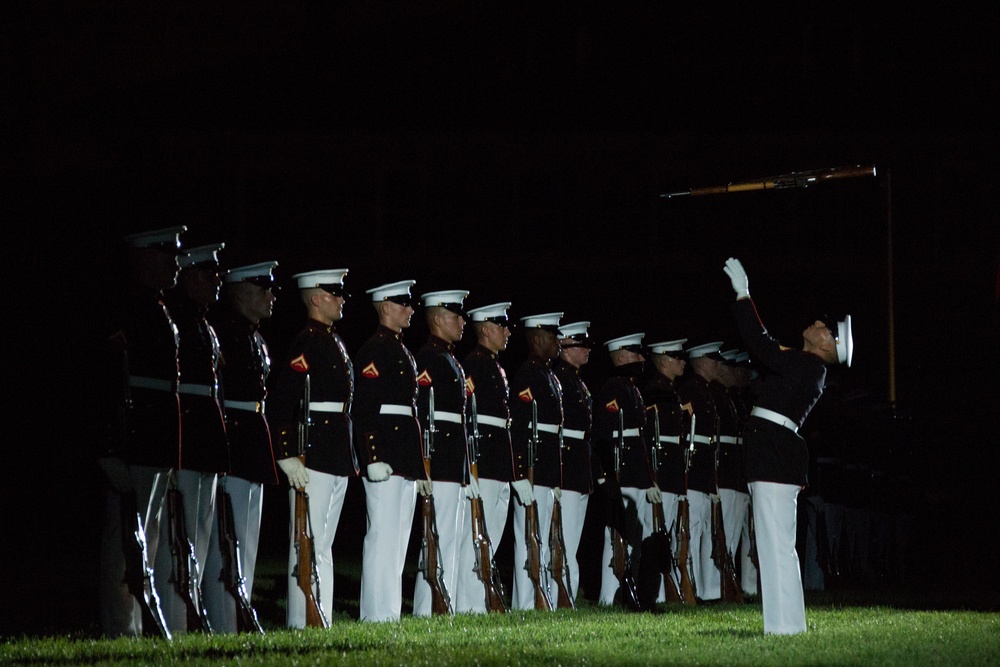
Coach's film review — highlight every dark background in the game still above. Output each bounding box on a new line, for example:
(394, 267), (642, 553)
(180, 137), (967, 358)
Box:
(4, 3), (998, 635)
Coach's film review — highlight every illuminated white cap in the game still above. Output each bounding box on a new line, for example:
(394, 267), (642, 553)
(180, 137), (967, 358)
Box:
(123, 225), (187, 251)
(686, 341), (724, 360)
(366, 279), (416, 304)
(177, 242), (224, 269)
(648, 338), (688, 357)
(421, 290), (470, 316)
(467, 302), (512, 324)
(294, 269), (349, 291)
(836, 315), (853, 367)
(605, 333), (645, 352)
(520, 312), (563, 333)
(225, 261), (278, 284)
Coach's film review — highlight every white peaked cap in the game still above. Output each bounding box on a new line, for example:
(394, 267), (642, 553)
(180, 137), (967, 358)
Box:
(836, 315), (854, 367)
(366, 279), (416, 302)
(686, 341), (724, 359)
(648, 338), (688, 355)
(123, 225), (187, 250)
(421, 290), (469, 307)
(225, 261), (278, 283)
(294, 269), (349, 289)
(559, 321), (591, 338)
(605, 332), (645, 352)
(467, 302), (512, 322)
(735, 351), (750, 364)
(520, 312), (563, 332)
(177, 242), (224, 269)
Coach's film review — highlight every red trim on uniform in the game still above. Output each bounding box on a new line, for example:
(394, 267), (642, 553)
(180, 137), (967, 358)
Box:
(362, 361), (379, 378)
(605, 398), (620, 412)
(518, 387), (534, 402)
(465, 377), (475, 394)
(416, 369), (433, 386)
(290, 354), (309, 372)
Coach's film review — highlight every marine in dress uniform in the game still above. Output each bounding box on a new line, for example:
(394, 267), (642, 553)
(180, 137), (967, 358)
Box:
(710, 348), (751, 593)
(724, 257), (852, 635)
(723, 349), (760, 596)
(159, 242), (229, 633)
(203, 260), (280, 632)
(460, 301), (515, 613)
(552, 320), (595, 603)
(268, 268), (359, 627)
(676, 340), (728, 602)
(509, 312), (564, 610)
(98, 225), (185, 638)
(354, 280), (424, 622)
(412, 289), (473, 615)
(593, 333), (656, 606)
(641, 338), (692, 602)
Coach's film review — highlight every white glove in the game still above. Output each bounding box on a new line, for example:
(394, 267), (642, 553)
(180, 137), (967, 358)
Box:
(416, 479), (434, 496)
(367, 462), (393, 482)
(464, 475), (481, 499)
(511, 478), (534, 506)
(723, 257), (750, 299)
(645, 485), (663, 503)
(98, 456), (134, 494)
(552, 486), (562, 501)
(277, 457), (309, 489)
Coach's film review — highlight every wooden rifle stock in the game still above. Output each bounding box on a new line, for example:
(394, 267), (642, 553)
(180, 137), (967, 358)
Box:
(216, 485), (264, 633)
(710, 494), (744, 603)
(675, 498), (697, 604)
(747, 499), (762, 596)
(660, 164), (877, 198)
(525, 399), (553, 611)
(420, 387), (453, 615)
(470, 492), (507, 612)
(649, 409), (682, 604)
(294, 487), (329, 628)
(548, 498), (574, 609)
(120, 489), (172, 639)
(610, 410), (640, 611)
(166, 485), (212, 632)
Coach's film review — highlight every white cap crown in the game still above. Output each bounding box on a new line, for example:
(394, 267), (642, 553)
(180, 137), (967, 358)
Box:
(467, 302), (512, 323)
(605, 332), (645, 352)
(124, 225), (187, 251)
(366, 279), (416, 302)
(178, 242), (224, 269)
(225, 261), (278, 284)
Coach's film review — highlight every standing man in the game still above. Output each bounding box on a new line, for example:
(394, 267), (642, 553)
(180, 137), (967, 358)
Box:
(593, 333), (656, 606)
(203, 260), (280, 633)
(353, 279), (425, 622)
(413, 289), (472, 616)
(268, 269), (358, 628)
(160, 242), (229, 633)
(723, 257), (852, 634)
(460, 301), (516, 613)
(98, 225), (185, 638)
(676, 340), (724, 602)
(552, 320), (595, 603)
(642, 338), (691, 602)
(509, 312), (564, 610)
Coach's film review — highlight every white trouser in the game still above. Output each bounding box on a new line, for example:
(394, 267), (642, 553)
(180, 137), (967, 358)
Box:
(655, 490), (681, 603)
(359, 476), (417, 622)
(285, 469), (348, 628)
(556, 489), (589, 602)
(456, 478), (510, 614)
(479, 478), (511, 557)
(687, 489), (719, 600)
(599, 485), (652, 605)
(511, 484), (554, 610)
(413, 480), (466, 616)
(98, 465), (166, 637)
(154, 469), (218, 634)
(719, 488), (751, 559)
(749, 481), (806, 635)
(203, 475), (264, 633)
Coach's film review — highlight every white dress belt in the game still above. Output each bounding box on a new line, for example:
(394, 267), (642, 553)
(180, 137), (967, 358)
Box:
(380, 403), (415, 416)
(536, 423), (560, 434)
(718, 435), (740, 444)
(433, 410), (463, 424)
(129, 376), (174, 392)
(476, 414), (509, 429)
(226, 400), (262, 413)
(178, 382), (218, 398)
(311, 401), (346, 413)
(658, 435), (683, 445)
(751, 406), (798, 433)
(691, 434), (713, 445)
(612, 428), (641, 438)
(563, 428), (586, 440)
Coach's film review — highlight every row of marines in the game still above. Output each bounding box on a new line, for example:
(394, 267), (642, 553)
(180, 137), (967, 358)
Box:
(98, 225), (762, 637)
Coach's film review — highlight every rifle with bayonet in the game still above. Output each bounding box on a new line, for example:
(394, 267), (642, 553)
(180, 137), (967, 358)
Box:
(610, 409), (641, 611)
(166, 473), (212, 633)
(120, 488), (172, 639)
(468, 393), (507, 612)
(710, 424), (744, 603)
(420, 386), (453, 615)
(525, 399), (553, 611)
(675, 412), (697, 604)
(216, 479), (265, 633)
(548, 424), (574, 609)
(638, 405), (683, 607)
(292, 374), (329, 628)
(660, 164), (877, 198)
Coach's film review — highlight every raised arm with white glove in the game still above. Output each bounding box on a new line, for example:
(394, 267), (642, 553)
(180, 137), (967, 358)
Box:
(723, 257), (750, 299)
(277, 456), (309, 489)
(367, 462), (392, 482)
(510, 478), (534, 506)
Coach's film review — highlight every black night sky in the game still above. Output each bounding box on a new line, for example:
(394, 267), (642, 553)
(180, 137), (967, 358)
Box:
(5, 4), (998, 634)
